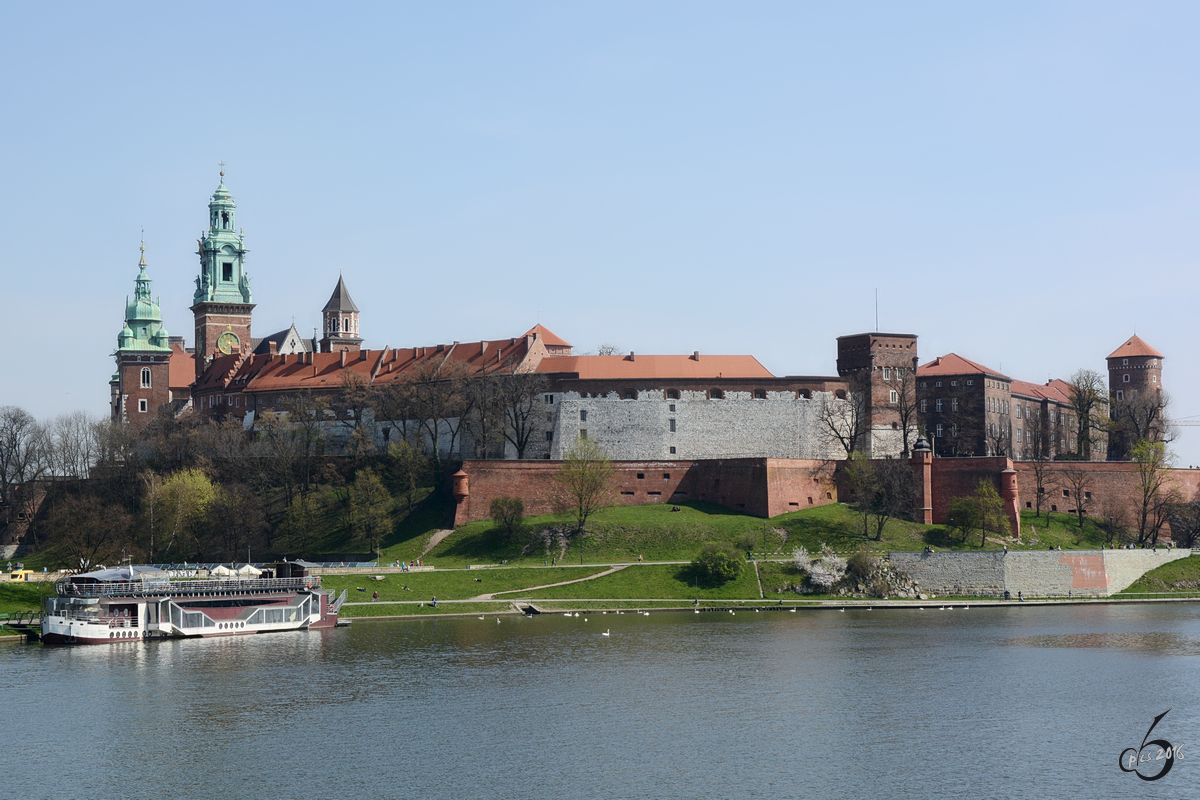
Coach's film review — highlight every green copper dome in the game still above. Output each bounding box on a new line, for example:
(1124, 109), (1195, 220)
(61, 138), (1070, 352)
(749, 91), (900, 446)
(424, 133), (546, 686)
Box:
(116, 243), (172, 354)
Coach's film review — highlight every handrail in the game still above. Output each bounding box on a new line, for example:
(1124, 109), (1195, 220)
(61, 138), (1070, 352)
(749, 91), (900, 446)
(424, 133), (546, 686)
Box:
(56, 576), (322, 597)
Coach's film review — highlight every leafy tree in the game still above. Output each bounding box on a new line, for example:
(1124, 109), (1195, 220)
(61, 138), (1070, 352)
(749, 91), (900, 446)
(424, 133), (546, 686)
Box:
(1131, 439), (1177, 545)
(350, 469), (392, 555)
(692, 542), (743, 584)
(553, 436), (615, 535)
(386, 441), (430, 512)
(158, 468), (218, 561)
(279, 493), (321, 559)
(948, 480), (1006, 547)
(490, 497), (525, 541)
(844, 454), (914, 541)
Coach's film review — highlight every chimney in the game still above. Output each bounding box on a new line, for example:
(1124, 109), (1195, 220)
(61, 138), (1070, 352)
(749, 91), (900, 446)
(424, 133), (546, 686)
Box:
(627, 351), (635, 361)
(341, 349), (348, 367)
(267, 341), (277, 356)
(691, 351), (700, 361)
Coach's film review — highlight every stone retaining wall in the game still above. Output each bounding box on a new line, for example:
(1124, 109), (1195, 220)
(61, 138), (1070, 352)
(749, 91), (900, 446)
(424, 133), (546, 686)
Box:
(887, 549), (1191, 598)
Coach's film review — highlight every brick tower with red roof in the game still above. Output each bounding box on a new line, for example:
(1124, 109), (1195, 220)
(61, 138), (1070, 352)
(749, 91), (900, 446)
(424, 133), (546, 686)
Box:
(1106, 335), (1163, 402)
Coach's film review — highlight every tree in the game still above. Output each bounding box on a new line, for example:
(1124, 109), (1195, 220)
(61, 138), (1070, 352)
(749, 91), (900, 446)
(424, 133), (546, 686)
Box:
(157, 468), (218, 561)
(1023, 406), (1057, 519)
(350, 469), (392, 556)
(1058, 464), (1095, 529)
(1111, 390), (1171, 460)
(985, 418), (1012, 458)
(46, 411), (102, 479)
(692, 541), (743, 584)
(462, 376), (506, 459)
(843, 453), (914, 541)
(385, 441), (430, 512)
(490, 497), (525, 542)
(334, 371), (376, 464)
(498, 368), (550, 459)
(1131, 439), (1177, 545)
(279, 493), (320, 558)
(883, 366), (919, 457)
(1066, 369), (1110, 460)
(257, 391), (328, 502)
(43, 495), (134, 572)
(0, 406), (49, 508)
(199, 483), (268, 563)
(818, 375), (868, 457)
(948, 481), (1005, 547)
(403, 358), (474, 474)
(1165, 502), (1200, 549)
(553, 436), (615, 535)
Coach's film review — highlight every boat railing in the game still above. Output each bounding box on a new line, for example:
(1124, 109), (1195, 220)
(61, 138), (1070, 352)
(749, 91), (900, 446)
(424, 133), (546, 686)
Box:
(48, 612), (142, 627)
(55, 576), (322, 597)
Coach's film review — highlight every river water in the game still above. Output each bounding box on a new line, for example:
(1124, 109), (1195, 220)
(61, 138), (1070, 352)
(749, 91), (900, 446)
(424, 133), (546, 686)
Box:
(5, 602), (1200, 799)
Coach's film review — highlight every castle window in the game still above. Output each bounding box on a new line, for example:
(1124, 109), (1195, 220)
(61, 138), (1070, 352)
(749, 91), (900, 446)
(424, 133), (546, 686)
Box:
(667, 389), (680, 400)
(1016, 405), (1022, 419)
(663, 473), (671, 479)
(545, 431), (553, 442)
(882, 367), (892, 380)
(669, 419), (676, 432)
(138, 399), (147, 413)
(1123, 358), (1128, 365)
(637, 473), (644, 479)
(936, 424), (943, 437)
(580, 410), (587, 422)
(950, 380), (957, 387)
(222, 262), (233, 281)
(966, 380), (973, 386)
(624, 390), (636, 400)
(544, 395), (554, 404)
(1063, 489), (1070, 497)
(669, 446), (676, 454)
(710, 389), (725, 399)
(754, 390), (766, 399)
(580, 430), (587, 439)
(920, 399), (927, 413)
(141, 367), (151, 388)
(1153, 376), (1157, 383)
(669, 404), (676, 412)
(835, 390), (846, 400)
(1123, 374), (1130, 383)
(935, 381), (942, 388)
(889, 390), (898, 404)
(951, 398), (958, 412)
(935, 399), (943, 412)
(1116, 390), (1124, 400)
(382, 429), (390, 444)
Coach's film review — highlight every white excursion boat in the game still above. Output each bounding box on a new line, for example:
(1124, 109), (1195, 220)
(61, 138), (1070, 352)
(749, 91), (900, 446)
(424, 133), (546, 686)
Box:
(40, 561), (347, 645)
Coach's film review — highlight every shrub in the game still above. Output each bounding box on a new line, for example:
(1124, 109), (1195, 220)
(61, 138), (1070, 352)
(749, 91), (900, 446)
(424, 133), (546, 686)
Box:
(693, 542), (744, 584)
(490, 497), (525, 541)
(846, 551), (878, 583)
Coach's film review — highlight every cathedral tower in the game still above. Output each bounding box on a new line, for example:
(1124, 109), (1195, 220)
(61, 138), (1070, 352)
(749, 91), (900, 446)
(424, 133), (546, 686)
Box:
(192, 168), (254, 375)
(112, 240), (174, 428)
(319, 274), (362, 352)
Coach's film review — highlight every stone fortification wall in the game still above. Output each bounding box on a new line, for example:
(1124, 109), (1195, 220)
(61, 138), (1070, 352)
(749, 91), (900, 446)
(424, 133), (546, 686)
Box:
(547, 389), (850, 461)
(888, 549), (1190, 598)
(452, 457), (839, 525)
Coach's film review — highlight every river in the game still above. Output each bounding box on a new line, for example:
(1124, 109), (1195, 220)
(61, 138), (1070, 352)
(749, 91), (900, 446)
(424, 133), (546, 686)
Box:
(4, 602), (1199, 799)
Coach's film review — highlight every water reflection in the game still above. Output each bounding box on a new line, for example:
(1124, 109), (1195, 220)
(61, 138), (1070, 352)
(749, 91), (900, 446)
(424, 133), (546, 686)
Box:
(4, 605), (1200, 799)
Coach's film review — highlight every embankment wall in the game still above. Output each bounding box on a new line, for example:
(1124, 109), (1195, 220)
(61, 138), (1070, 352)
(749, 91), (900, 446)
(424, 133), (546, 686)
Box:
(888, 549), (1190, 598)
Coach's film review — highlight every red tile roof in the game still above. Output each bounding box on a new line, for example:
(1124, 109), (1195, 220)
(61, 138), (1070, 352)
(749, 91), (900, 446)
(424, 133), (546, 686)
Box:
(536, 354), (773, 380)
(917, 353), (1010, 381)
(524, 324), (571, 348)
(168, 343), (195, 390)
(1010, 378), (1071, 405)
(1107, 335), (1163, 360)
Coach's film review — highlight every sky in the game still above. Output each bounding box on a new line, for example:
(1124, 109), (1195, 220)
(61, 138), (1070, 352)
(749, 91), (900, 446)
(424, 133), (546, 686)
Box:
(3, 2), (1200, 462)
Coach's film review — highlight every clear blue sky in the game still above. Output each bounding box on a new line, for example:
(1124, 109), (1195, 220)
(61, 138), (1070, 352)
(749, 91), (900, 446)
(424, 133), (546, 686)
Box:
(4, 2), (1199, 462)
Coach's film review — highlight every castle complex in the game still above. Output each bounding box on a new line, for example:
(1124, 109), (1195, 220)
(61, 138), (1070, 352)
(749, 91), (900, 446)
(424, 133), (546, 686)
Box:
(111, 174), (1165, 476)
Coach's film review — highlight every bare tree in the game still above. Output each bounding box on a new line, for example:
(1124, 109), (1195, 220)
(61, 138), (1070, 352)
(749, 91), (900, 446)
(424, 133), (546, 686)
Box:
(884, 366), (919, 457)
(819, 376), (868, 457)
(1111, 390), (1171, 460)
(1165, 502), (1200, 549)
(333, 371), (376, 464)
(1058, 464), (1095, 528)
(0, 406), (48, 505)
(43, 495), (134, 572)
(404, 358), (475, 473)
(986, 419), (1012, 458)
(1066, 369), (1110, 460)
(47, 411), (101, 479)
(498, 368), (550, 459)
(1023, 408), (1057, 520)
(462, 376), (506, 460)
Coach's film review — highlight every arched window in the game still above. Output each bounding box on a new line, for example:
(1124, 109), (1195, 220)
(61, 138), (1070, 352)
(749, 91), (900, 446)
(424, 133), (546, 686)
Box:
(141, 367), (151, 388)
(710, 389), (725, 399)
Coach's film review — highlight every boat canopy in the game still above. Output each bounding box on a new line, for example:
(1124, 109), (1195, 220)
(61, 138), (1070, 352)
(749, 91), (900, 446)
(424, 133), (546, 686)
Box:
(69, 566), (170, 584)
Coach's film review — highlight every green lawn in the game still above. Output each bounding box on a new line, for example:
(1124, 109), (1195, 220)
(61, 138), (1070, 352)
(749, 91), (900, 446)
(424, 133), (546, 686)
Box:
(517, 563), (762, 601)
(319, 567), (612, 602)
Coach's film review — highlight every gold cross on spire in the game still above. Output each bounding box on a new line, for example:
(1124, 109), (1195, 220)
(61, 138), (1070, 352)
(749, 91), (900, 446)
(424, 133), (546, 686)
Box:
(218, 160), (226, 177)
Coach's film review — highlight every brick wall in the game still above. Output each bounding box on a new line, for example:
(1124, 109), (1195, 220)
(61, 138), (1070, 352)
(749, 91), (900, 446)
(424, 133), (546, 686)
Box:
(452, 458), (840, 525)
(929, 457), (1013, 523)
